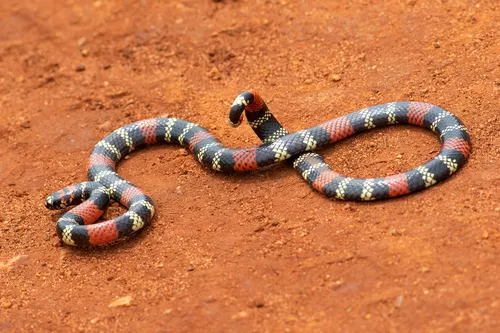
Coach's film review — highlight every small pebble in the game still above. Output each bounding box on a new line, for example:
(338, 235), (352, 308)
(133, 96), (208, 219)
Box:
(331, 74), (341, 82)
(253, 298), (265, 308)
(80, 49), (89, 57)
(304, 78), (313, 84)
(0, 255), (27, 270)
(176, 148), (189, 157)
(2, 302), (12, 309)
(231, 311), (249, 320)
(433, 41), (441, 48)
(207, 66), (221, 80)
(395, 295), (404, 308)
(483, 231), (489, 239)
(396, 154), (403, 159)
(389, 227), (401, 236)
(164, 308), (172, 315)
(254, 224), (266, 233)
(78, 37), (87, 47)
(75, 64), (86, 72)
(108, 296), (132, 308)
(19, 120), (31, 129)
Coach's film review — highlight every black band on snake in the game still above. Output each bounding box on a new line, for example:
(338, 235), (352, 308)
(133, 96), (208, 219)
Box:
(45, 90), (471, 246)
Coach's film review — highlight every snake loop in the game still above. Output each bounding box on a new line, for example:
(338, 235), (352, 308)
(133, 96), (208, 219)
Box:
(45, 90), (471, 246)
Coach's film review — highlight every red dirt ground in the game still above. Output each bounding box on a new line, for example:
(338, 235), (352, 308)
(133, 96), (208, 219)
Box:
(1, 0), (499, 332)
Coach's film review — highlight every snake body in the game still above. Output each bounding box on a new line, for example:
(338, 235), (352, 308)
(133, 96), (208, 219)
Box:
(45, 91), (471, 246)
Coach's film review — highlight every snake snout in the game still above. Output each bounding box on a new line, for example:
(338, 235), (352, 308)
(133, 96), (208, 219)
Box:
(44, 196), (56, 209)
(227, 115), (242, 127)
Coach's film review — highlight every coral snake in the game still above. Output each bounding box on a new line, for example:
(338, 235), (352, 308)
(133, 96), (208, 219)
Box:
(45, 90), (471, 246)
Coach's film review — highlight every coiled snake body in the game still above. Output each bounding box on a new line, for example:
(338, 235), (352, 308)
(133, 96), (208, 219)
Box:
(45, 91), (471, 246)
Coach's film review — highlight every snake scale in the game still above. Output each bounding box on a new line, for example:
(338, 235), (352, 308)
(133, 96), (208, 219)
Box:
(45, 90), (471, 246)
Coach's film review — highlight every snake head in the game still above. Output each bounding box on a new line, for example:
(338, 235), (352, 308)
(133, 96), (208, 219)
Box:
(228, 90), (265, 127)
(45, 186), (78, 210)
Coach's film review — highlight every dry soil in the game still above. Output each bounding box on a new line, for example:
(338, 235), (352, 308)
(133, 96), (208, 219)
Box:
(1, 0), (500, 332)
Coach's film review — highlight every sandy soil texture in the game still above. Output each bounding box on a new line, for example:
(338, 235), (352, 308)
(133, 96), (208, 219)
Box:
(0, 0), (499, 332)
